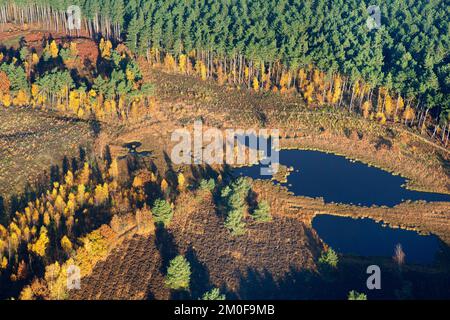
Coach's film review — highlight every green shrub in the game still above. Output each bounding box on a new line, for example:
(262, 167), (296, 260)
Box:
(252, 201), (271, 222)
(201, 288), (226, 300)
(224, 209), (246, 236)
(199, 178), (216, 191)
(348, 290), (367, 300)
(232, 177), (251, 192)
(227, 190), (245, 209)
(318, 248), (339, 268)
(165, 255), (191, 290)
(152, 198), (173, 226)
(59, 47), (72, 62)
(221, 177), (253, 236)
(220, 185), (232, 198)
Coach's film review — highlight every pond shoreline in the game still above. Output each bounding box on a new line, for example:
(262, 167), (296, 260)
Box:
(251, 179), (450, 245)
(278, 133), (450, 195)
(312, 214), (442, 265)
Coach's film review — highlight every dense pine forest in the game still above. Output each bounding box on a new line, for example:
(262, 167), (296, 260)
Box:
(0, 0), (449, 142)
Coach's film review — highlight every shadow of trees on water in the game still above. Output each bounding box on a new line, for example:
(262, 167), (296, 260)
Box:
(231, 267), (344, 300)
(230, 256), (450, 300)
(152, 241), (450, 300)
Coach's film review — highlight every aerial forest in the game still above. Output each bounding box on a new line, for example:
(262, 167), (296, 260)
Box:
(0, 0), (450, 302)
(0, 0), (448, 142)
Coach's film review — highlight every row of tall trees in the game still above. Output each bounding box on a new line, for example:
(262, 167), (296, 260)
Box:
(1, 0), (447, 142)
(0, 0), (123, 38)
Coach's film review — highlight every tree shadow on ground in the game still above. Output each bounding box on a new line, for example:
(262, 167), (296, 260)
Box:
(163, 151), (179, 201)
(375, 136), (392, 151)
(232, 266), (340, 300)
(232, 253), (450, 300)
(0, 195), (5, 224)
(189, 163), (219, 184)
(154, 224), (179, 274)
(89, 119), (102, 137)
(185, 246), (212, 299)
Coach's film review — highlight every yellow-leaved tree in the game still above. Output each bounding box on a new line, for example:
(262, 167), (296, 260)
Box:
(200, 62), (207, 81)
(303, 83), (314, 104)
(60, 235), (73, 254)
(99, 38), (112, 58)
(384, 93), (394, 118)
(77, 184), (86, 206)
(29, 227), (50, 257)
(108, 159), (119, 180)
(177, 173), (185, 191)
(65, 170), (74, 187)
(78, 162), (90, 185)
(49, 40), (59, 58)
(403, 106), (415, 125)
(164, 53), (177, 71)
(132, 176), (144, 188)
(1, 256), (7, 269)
(252, 77), (260, 92)
(178, 54), (187, 73)
(161, 179), (169, 194)
(331, 76), (342, 104)
(279, 72), (290, 91)
(31, 53), (39, 65)
(2, 93), (11, 107)
(94, 183), (109, 206)
(362, 101), (371, 119)
(376, 112), (387, 124)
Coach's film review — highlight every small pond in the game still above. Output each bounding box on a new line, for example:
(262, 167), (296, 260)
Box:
(312, 214), (443, 265)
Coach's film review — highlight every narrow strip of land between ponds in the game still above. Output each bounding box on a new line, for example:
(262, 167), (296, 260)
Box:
(253, 180), (450, 245)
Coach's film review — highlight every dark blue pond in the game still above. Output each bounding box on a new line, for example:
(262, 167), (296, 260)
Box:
(312, 214), (442, 265)
(233, 149), (450, 207)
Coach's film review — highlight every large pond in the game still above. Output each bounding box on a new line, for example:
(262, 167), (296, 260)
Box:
(233, 149), (450, 266)
(312, 214), (442, 265)
(233, 149), (450, 207)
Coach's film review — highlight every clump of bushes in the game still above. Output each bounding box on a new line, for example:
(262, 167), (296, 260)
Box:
(348, 290), (367, 300)
(221, 177), (252, 236)
(199, 178), (216, 192)
(318, 248), (339, 268)
(201, 288), (226, 300)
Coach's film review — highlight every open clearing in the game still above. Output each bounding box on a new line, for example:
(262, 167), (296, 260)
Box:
(0, 107), (94, 199)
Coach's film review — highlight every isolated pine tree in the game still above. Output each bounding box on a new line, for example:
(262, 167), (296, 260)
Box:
(165, 255), (191, 290)
(152, 198), (173, 226)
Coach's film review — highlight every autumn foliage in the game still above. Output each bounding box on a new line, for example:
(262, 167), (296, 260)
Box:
(0, 38), (154, 123)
